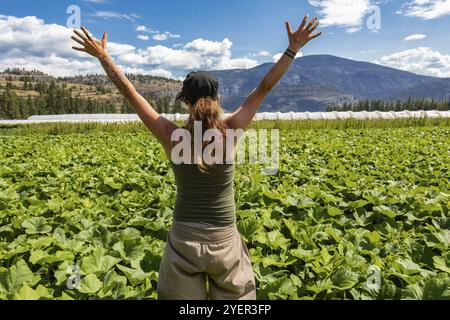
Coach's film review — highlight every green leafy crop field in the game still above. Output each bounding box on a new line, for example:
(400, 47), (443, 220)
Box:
(0, 123), (449, 300)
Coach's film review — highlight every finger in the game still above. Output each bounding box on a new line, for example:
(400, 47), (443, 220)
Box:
(309, 21), (320, 34)
(72, 46), (87, 52)
(298, 15), (309, 31)
(81, 26), (93, 41)
(71, 36), (85, 47)
(74, 29), (88, 42)
(306, 16), (318, 31)
(102, 32), (108, 49)
(285, 21), (293, 35)
(309, 31), (322, 41)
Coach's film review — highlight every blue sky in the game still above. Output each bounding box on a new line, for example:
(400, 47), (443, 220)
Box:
(1, 0), (450, 78)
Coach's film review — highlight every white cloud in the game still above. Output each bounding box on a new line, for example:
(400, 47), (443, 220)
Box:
(359, 49), (379, 54)
(184, 38), (232, 56)
(152, 34), (168, 41)
(0, 15), (100, 76)
(0, 15), (74, 57)
(146, 68), (173, 78)
(346, 27), (362, 33)
(376, 47), (450, 77)
(136, 26), (148, 32)
(403, 33), (427, 41)
(136, 25), (156, 34)
(0, 15), (257, 77)
(107, 43), (136, 56)
(247, 51), (272, 58)
(83, 0), (107, 3)
(398, 0), (450, 20)
(152, 32), (180, 41)
(272, 53), (282, 62)
(309, 0), (374, 32)
(120, 66), (173, 78)
(258, 51), (271, 57)
(137, 35), (150, 41)
(136, 25), (180, 41)
(272, 51), (303, 62)
(0, 55), (102, 77)
(92, 11), (140, 21)
(118, 39), (258, 70)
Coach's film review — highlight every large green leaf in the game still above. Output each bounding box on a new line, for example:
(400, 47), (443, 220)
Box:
(133, 250), (161, 273)
(113, 239), (145, 262)
(30, 250), (74, 265)
(13, 285), (41, 300)
(433, 256), (450, 273)
(116, 265), (153, 286)
(422, 275), (450, 300)
(391, 258), (423, 275)
(254, 230), (290, 250)
(79, 274), (103, 294)
(80, 247), (121, 275)
(373, 206), (398, 219)
(331, 267), (359, 290)
(21, 217), (52, 235)
(0, 260), (40, 293)
(237, 217), (263, 242)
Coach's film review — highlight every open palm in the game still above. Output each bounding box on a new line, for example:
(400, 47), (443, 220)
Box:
(71, 26), (108, 58)
(286, 15), (321, 52)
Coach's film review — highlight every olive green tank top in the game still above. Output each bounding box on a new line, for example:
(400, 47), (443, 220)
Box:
(171, 163), (236, 226)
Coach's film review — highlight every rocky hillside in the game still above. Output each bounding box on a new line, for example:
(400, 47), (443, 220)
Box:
(211, 55), (440, 111)
(0, 68), (182, 104)
(0, 69), (185, 119)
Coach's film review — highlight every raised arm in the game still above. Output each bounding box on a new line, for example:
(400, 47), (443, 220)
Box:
(225, 16), (321, 130)
(71, 27), (178, 156)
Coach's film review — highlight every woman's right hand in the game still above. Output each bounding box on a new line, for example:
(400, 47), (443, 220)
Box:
(71, 26), (108, 59)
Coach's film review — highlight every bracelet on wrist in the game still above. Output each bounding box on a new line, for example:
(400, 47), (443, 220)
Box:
(286, 48), (298, 56)
(284, 48), (297, 59)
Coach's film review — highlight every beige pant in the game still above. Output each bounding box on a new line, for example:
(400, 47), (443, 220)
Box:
(157, 221), (256, 300)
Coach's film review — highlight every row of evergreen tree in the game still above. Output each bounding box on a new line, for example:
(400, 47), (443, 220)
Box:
(3, 78), (450, 119)
(0, 81), (185, 120)
(59, 73), (179, 85)
(327, 98), (450, 112)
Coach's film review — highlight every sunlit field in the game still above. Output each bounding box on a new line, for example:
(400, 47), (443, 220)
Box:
(0, 120), (448, 300)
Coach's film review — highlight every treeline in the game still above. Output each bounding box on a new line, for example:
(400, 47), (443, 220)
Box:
(0, 68), (46, 76)
(0, 68), (47, 76)
(328, 98), (450, 112)
(0, 81), (118, 119)
(59, 73), (179, 87)
(0, 81), (185, 120)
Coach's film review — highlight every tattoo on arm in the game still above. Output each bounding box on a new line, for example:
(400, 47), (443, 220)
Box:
(99, 54), (133, 97)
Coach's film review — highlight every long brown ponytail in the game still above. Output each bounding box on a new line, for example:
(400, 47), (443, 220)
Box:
(185, 97), (227, 172)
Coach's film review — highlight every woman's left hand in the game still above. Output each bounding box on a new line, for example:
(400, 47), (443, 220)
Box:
(286, 15), (322, 53)
(71, 26), (108, 59)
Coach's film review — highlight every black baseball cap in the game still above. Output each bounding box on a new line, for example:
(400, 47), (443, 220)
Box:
(176, 71), (219, 105)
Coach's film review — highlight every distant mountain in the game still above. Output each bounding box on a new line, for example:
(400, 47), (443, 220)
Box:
(389, 78), (450, 101)
(2, 55), (450, 115)
(211, 55), (441, 112)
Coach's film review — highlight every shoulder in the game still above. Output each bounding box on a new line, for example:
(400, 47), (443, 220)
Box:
(160, 120), (181, 158)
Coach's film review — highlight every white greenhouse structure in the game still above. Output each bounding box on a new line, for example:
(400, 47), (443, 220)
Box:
(0, 111), (449, 125)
